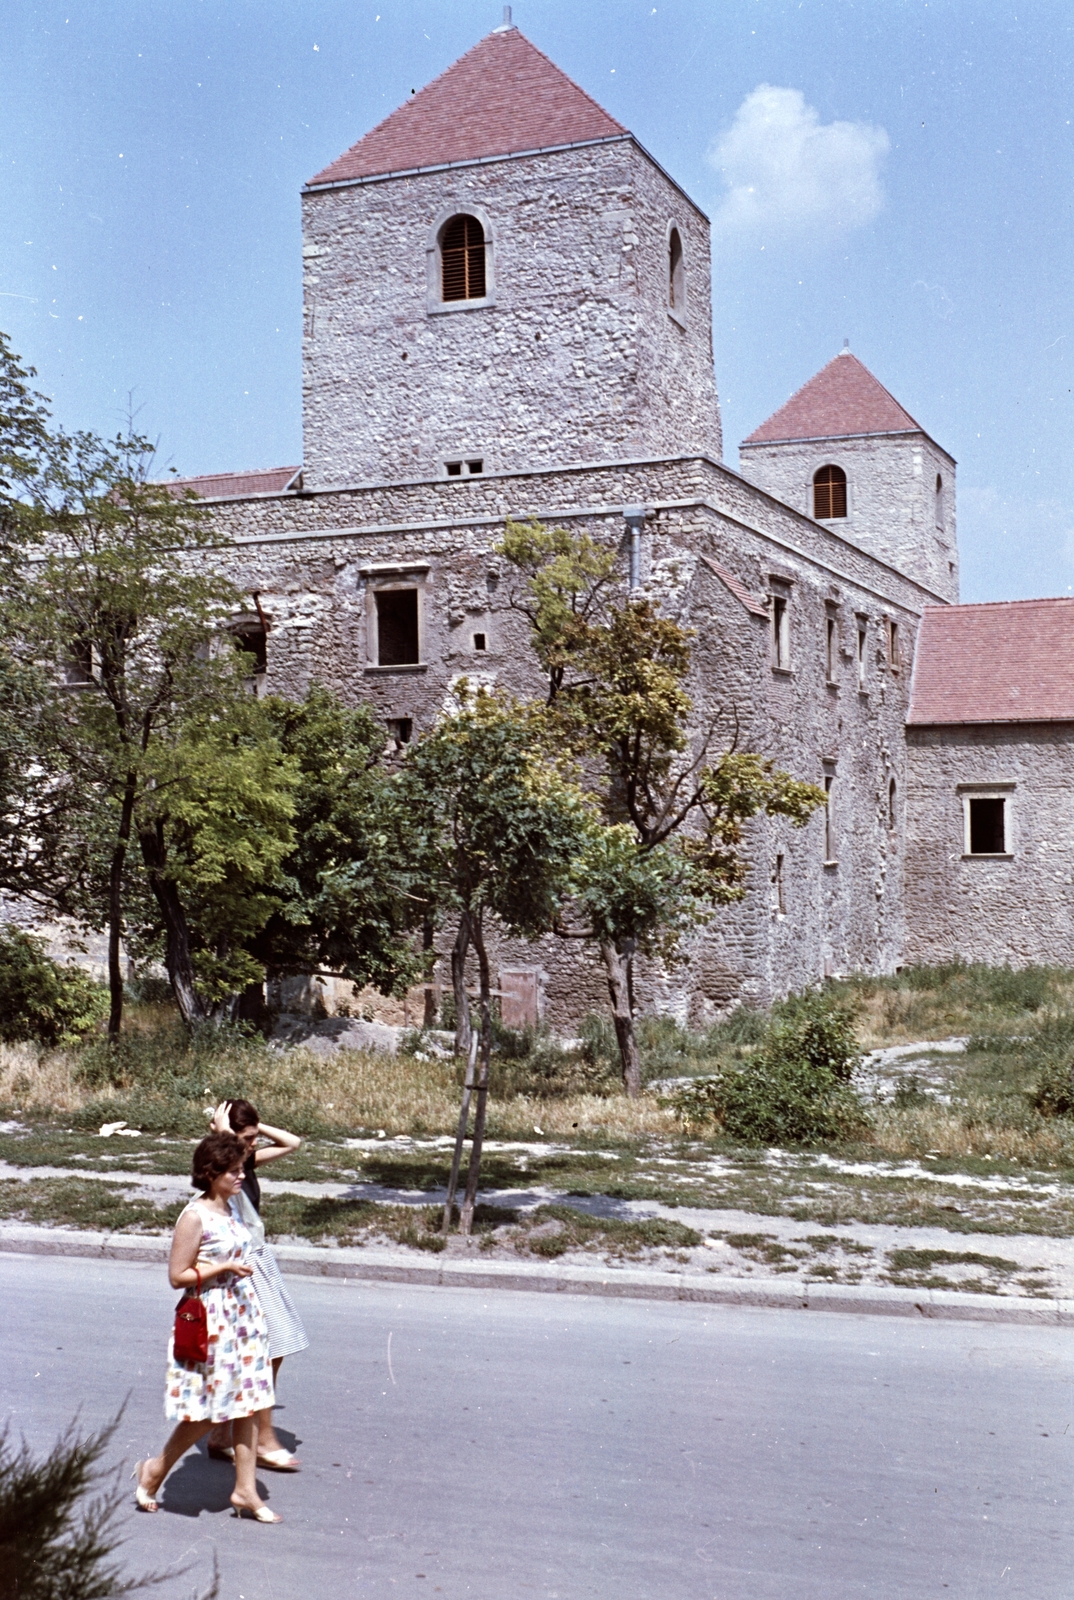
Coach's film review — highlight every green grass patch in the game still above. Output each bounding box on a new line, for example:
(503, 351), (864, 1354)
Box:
(0, 1177), (184, 1233)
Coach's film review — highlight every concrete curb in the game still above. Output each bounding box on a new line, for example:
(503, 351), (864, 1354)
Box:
(2, 1224), (1072, 1326)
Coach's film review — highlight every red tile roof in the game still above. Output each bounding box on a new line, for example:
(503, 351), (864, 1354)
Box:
(167, 467), (302, 500)
(307, 28), (625, 187)
(700, 555), (768, 618)
(742, 351), (921, 445)
(908, 599), (1074, 725)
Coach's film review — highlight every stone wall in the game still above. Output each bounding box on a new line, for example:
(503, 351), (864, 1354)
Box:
(738, 430), (958, 603)
(904, 722), (1074, 967)
(187, 445), (922, 1016)
(300, 139), (721, 488)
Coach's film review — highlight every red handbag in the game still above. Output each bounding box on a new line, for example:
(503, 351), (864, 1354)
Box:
(173, 1268), (208, 1364)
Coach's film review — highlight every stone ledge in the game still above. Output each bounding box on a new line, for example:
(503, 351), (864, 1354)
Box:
(2, 1225), (1071, 1327)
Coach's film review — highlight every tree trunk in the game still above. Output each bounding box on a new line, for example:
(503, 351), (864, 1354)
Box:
(459, 915), (493, 1236)
(600, 938), (641, 1098)
(106, 770), (138, 1037)
(138, 821), (207, 1027)
(451, 917), (472, 1058)
(442, 1024), (478, 1233)
(422, 915), (438, 1029)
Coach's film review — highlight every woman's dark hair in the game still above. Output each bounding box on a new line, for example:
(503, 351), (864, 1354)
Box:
(192, 1132), (245, 1193)
(227, 1099), (259, 1132)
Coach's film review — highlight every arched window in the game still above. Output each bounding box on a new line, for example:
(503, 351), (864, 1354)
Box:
(813, 464), (847, 520)
(441, 215), (486, 302)
(935, 473), (944, 528)
(668, 228), (684, 314)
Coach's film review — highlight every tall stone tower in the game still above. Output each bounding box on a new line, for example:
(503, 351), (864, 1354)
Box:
(299, 22), (722, 489)
(738, 349), (958, 602)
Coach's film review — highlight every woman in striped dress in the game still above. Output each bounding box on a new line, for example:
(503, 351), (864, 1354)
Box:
(206, 1099), (309, 1471)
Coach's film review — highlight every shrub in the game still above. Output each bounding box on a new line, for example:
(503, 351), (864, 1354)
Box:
(0, 927), (107, 1046)
(671, 986), (869, 1146)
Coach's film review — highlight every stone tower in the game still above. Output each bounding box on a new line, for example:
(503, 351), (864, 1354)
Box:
(299, 22), (722, 489)
(738, 349), (958, 602)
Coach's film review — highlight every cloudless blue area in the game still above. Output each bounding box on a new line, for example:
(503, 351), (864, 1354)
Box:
(2, 0), (1072, 602)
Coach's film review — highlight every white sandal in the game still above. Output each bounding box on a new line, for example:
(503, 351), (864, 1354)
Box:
(256, 1448), (301, 1472)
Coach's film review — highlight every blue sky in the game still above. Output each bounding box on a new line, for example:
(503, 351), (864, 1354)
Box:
(2, 0), (1071, 603)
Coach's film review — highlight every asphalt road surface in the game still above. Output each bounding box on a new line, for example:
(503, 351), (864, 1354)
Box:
(3, 1253), (1071, 1599)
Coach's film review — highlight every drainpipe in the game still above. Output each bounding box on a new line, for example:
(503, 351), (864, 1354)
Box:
(623, 505), (648, 591)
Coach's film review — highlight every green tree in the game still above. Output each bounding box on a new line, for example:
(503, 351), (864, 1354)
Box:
(396, 692), (591, 1233)
(4, 425), (289, 1033)
(248, 684), (420, 999)
(502, 518), (826, 1095)
(0, 925), (107, 1046)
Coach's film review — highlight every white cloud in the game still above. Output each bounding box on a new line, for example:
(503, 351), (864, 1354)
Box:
(710, 86), (889, 243)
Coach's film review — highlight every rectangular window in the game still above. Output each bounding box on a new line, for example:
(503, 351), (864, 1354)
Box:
(445, 461), (463, 477)
(386, 717), (413, 748)
(826, 616), (837, 682)
(234, 628), (267, 676)
(375, 589), (420, 666)
(774, 853), (786, 915)
(967, 796), (1006, 855)
(771, 593), (790, 670)
(467, 459), (484, 475)
(473, 632), (487, 652)
(64, 637), (95, 687)
(857, 621), (867, 690)
(823, 772), (835, 862)
(888, 619), (900, 672)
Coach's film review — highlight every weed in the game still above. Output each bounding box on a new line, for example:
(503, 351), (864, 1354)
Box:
(0, 1177), (184, 1233)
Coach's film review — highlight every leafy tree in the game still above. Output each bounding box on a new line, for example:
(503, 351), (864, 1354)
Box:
(0, 1411), (217, 1600)
(502, 518), (826, 1095)
(4, 425), (289, 1033)
(249, 685), (420, 1000)
(0, 328), (50, 543)
(0, 925), (107, 1046)
(396, 693), (591, 1233)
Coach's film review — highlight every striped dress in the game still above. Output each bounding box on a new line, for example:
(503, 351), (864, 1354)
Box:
(238, 1159), (310, 1362)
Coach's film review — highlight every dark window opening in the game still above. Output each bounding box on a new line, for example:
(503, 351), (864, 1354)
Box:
(387, 717), (413, 748)
(65, 637), (95, 686)
(446, 461), (463, 477)
(467, 459), (483, 474)
(375, 589), (420, 666)
(441, 215), (486, 302)
(235, 629), (267, 675)
(888, 777), (897, 831)
(771, 594), (789, 669)
(857, 624), (867, 689)
(814, 464), (847, 520)
(826, 616), (837, 681)
(473, 632), (487, 652)
(968, 797), (1006, 855)
(669, 228), (684, 313)
(888, 619), (900, 671)
(774, 852), (786, 915)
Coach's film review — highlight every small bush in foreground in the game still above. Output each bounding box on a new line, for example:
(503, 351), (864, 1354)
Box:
(672, 987), (869, 1145)
(0, 926), (107, 1047)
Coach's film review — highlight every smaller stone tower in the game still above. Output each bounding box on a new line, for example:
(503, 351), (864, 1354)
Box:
(738, 349), (957, 602)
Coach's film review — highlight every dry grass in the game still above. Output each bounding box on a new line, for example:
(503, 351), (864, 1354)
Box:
(0, 1042), (85, 1116)
(871, 1100), (1071, 1165)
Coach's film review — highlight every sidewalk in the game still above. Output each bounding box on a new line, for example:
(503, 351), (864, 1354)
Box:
(2, 1221), (1071, 1327)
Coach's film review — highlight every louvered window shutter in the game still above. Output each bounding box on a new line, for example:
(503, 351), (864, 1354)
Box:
(813, 465), (847, 519)
(441, 216), (486, 302)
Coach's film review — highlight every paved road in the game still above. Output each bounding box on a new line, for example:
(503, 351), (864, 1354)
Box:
(3, 1255), (1071, 1599)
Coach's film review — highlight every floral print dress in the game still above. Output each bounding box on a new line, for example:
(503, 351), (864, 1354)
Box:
(164, 1198), (275, 1423)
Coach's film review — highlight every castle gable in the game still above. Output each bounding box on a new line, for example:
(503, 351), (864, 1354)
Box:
(306, 27), (625, 188)
(908, 599), (1074, 725)
(744, 351), (920, 444)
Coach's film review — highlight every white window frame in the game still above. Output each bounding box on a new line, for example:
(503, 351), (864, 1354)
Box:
(958, 783), (1015, 859)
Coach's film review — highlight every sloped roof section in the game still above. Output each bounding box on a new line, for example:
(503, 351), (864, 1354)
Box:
(307, 27), (626, 187)
(168, 467), (302, 500)
(908, 599), (1074, 725)
(743, 351), (921, 445)
(700, 555), (768, 618)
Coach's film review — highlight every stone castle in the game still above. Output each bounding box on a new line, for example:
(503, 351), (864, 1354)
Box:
(172, 20), (1074, 1026)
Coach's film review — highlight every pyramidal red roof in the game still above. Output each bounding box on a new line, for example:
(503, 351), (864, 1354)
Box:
(908, 600), (1074, 725)
(307, 27), (626, 187)
(743, 351), (921, 445)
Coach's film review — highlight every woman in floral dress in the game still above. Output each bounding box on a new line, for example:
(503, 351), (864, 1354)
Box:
(133, 1132), (281, 1523)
